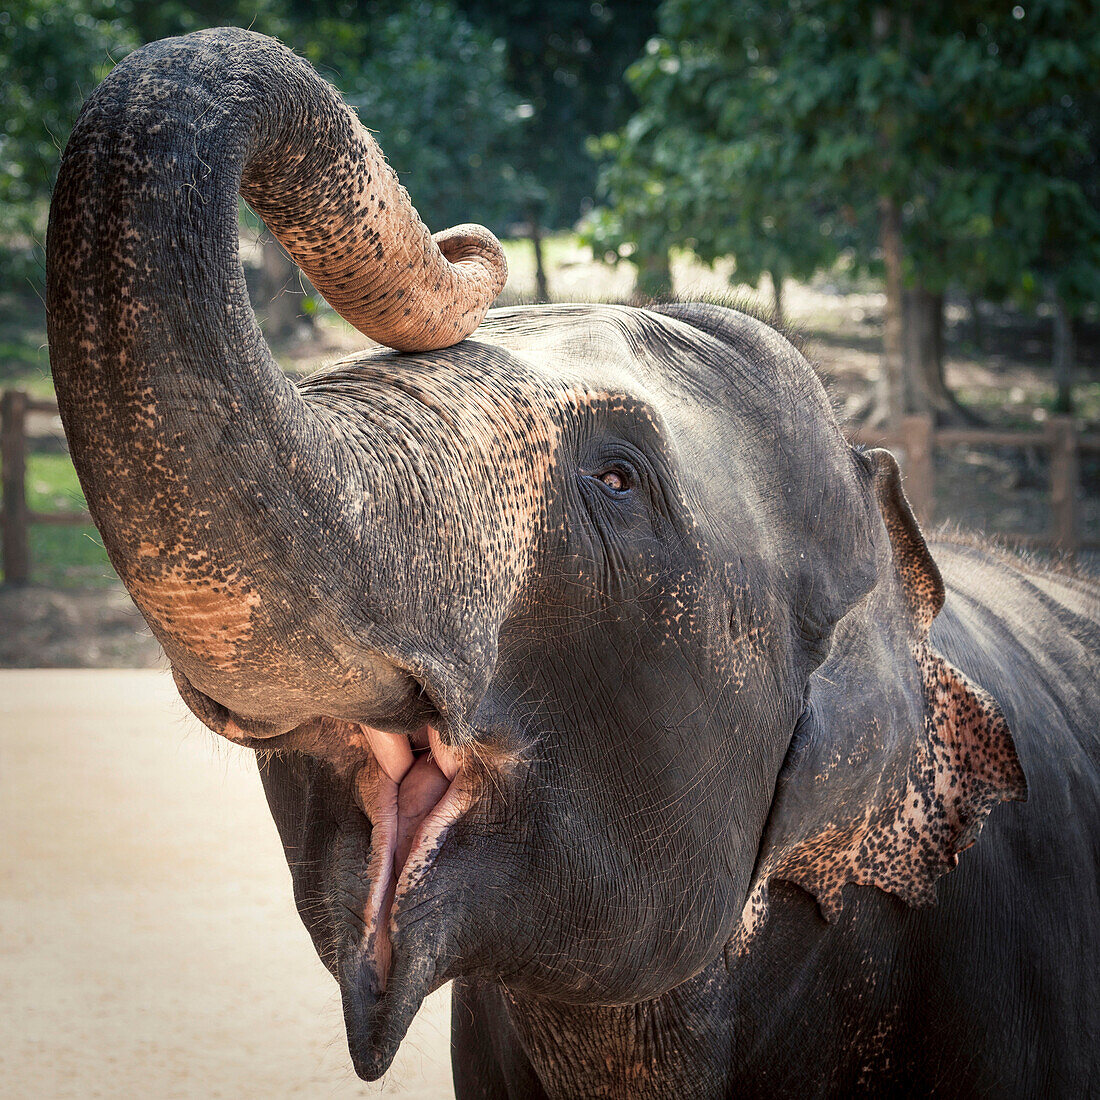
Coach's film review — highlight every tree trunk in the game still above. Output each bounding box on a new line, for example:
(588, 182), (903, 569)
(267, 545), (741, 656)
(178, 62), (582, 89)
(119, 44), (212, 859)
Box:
(528, 212), (549, 303)
(1051, 290), (1075, 415)
(770, 270), (785, 330)
(902, 286), (976, 423)
(876, 196), (905, 428)
(635, 248), (672, 301)
(869, 6), (913, 430)
(903, 286), (943, 412)
(968, 293), (984, 352)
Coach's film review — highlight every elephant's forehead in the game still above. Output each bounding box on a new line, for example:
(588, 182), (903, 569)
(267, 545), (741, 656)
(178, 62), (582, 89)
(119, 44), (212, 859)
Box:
(304, 301), (829, 494)
(478, 303), (727, 395)
(474, 303), (817, 441)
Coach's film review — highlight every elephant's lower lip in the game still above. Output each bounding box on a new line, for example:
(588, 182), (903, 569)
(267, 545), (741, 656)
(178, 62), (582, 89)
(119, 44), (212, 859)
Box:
(352, 724), (474, 992)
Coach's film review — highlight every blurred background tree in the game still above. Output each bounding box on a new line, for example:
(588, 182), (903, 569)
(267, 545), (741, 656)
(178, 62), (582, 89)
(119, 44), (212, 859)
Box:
(454, 0), (658, 299)
(0, 0), (1098, 421)
(0, 0), (136, 283)
(590, 0), (1100, 422)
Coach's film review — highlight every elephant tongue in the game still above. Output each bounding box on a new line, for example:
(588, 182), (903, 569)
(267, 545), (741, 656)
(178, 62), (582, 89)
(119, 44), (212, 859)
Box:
(362, 724), (461, 879)
(395, 753), (452, 872)
(354, 724), (463, 990)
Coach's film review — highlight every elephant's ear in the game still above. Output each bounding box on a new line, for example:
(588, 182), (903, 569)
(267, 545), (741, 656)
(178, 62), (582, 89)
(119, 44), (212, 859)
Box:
(728, 450), (1027, 962)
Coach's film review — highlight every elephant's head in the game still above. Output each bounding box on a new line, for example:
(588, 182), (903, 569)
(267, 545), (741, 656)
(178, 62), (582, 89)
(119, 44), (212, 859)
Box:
(48, 30), (1026, 1080)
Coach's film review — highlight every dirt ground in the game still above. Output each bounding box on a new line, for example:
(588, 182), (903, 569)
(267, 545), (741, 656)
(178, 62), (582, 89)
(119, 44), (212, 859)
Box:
(0, 586), (162, 668)
(0, 669), (454, 1099)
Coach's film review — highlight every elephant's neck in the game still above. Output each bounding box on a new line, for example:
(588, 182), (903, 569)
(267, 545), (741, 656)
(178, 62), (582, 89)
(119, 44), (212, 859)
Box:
(503, 955), (735, 1100)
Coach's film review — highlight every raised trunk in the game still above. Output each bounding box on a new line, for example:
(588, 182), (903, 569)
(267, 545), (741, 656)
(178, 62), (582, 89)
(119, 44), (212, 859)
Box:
(46, 29), (506, 726)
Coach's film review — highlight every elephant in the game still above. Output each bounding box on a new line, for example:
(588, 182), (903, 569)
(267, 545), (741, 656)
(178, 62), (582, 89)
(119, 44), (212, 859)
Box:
(47, 28), (1098, 1099)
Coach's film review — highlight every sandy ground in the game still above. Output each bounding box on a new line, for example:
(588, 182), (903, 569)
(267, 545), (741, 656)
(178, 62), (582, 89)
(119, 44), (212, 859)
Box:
(0, 670), (454, 1099)
(0, 587), (162, 669)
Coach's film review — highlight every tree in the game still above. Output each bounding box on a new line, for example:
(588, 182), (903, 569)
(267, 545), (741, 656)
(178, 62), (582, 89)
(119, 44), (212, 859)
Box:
(1, 0), (527, 328)
(302, 2), (526, 238)
(592, 0), (1100, 422)
(455, 0), (659, 297)
(457, 0), (659, 227)
(0, 0), (136, 283)
(584, 28), (859, 310)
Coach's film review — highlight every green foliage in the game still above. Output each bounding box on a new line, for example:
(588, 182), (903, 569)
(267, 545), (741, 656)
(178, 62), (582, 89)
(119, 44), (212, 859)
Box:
(592, 0), (1100, 311)
(456, 0), (659, 229)
(110, 0), (290, 42)
(0, 0), (136, 280)
(298, 2), (527, 235)
(24, 451), (112, 587)
(0, 0), (530, 268)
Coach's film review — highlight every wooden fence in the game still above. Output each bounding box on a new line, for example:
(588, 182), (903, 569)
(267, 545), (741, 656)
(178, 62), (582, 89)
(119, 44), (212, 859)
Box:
(1, 390), (1097, 584)
(847, 413), (1100, 553)
(1, 390), (91, 585)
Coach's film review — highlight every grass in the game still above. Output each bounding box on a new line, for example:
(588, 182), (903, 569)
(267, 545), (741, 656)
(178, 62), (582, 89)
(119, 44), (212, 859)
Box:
(0, 285), (106, 585)
(19, 451), (114, 588)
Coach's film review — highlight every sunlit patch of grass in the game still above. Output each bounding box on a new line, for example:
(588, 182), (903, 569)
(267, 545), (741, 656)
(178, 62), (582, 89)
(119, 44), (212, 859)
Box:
(27, 524), (115, 588)
(25, 451), (85, 513)
(18, 451), (114, 588)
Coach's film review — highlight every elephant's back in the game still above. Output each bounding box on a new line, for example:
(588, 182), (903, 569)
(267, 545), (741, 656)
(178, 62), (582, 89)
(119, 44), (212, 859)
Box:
(930, 535), (1100, 698)
(908, 537), (1100, 1093)
(930, 536), (1100, 780)
(928, 533), (1098, 904)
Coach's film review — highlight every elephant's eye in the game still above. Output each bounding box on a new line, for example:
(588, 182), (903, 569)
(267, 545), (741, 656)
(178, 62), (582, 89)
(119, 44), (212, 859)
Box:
(598, 469), (629, 492)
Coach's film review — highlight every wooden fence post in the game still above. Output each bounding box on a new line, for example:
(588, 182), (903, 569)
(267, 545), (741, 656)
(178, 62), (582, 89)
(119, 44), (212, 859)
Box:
(901, 414), (935, 527)
(1048, 415), (1079, 555)
(1, 389), (30, 585)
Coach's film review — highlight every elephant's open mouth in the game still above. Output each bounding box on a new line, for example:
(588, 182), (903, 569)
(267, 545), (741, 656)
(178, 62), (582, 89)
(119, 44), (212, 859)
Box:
(178, 670), (481, 1078)
(354, 723), (474, 991)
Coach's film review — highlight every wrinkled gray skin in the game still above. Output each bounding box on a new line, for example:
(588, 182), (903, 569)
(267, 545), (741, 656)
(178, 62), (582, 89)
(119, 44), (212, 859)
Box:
(48, 30), (1099, 1098)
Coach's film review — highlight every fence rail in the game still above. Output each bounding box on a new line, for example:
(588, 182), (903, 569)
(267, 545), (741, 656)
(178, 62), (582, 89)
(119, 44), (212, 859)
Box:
(0, 390), (1096, 585)
(846, 413), (1100, 553)
(1, 390), (91, 585)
